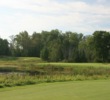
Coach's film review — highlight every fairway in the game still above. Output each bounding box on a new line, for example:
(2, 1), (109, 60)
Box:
(37, 62), (110, 68)
(0, 80), (110, 100)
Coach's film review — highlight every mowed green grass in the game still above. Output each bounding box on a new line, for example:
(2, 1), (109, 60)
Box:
(0, 57), (110, 68)
(0, 80), (110, 100)
(38, 62), (110, 68)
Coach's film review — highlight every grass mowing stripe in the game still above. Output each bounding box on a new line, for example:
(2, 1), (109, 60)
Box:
(0, 80), (110, 100)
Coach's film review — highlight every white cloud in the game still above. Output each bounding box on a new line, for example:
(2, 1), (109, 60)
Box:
(0, 0), (110, 39)
(0, 0), (110, 15)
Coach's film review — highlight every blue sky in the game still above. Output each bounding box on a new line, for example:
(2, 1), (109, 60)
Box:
(0, 0), (110, 39)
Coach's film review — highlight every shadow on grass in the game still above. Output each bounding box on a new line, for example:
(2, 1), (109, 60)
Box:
(0, 56), (18, 61)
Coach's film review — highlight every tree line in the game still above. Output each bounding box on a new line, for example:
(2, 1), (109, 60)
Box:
(0, 29), (110, 62)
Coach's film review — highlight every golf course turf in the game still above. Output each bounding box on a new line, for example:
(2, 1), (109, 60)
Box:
(0, 57), (110, 100)
(0, 80), (110, 100)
